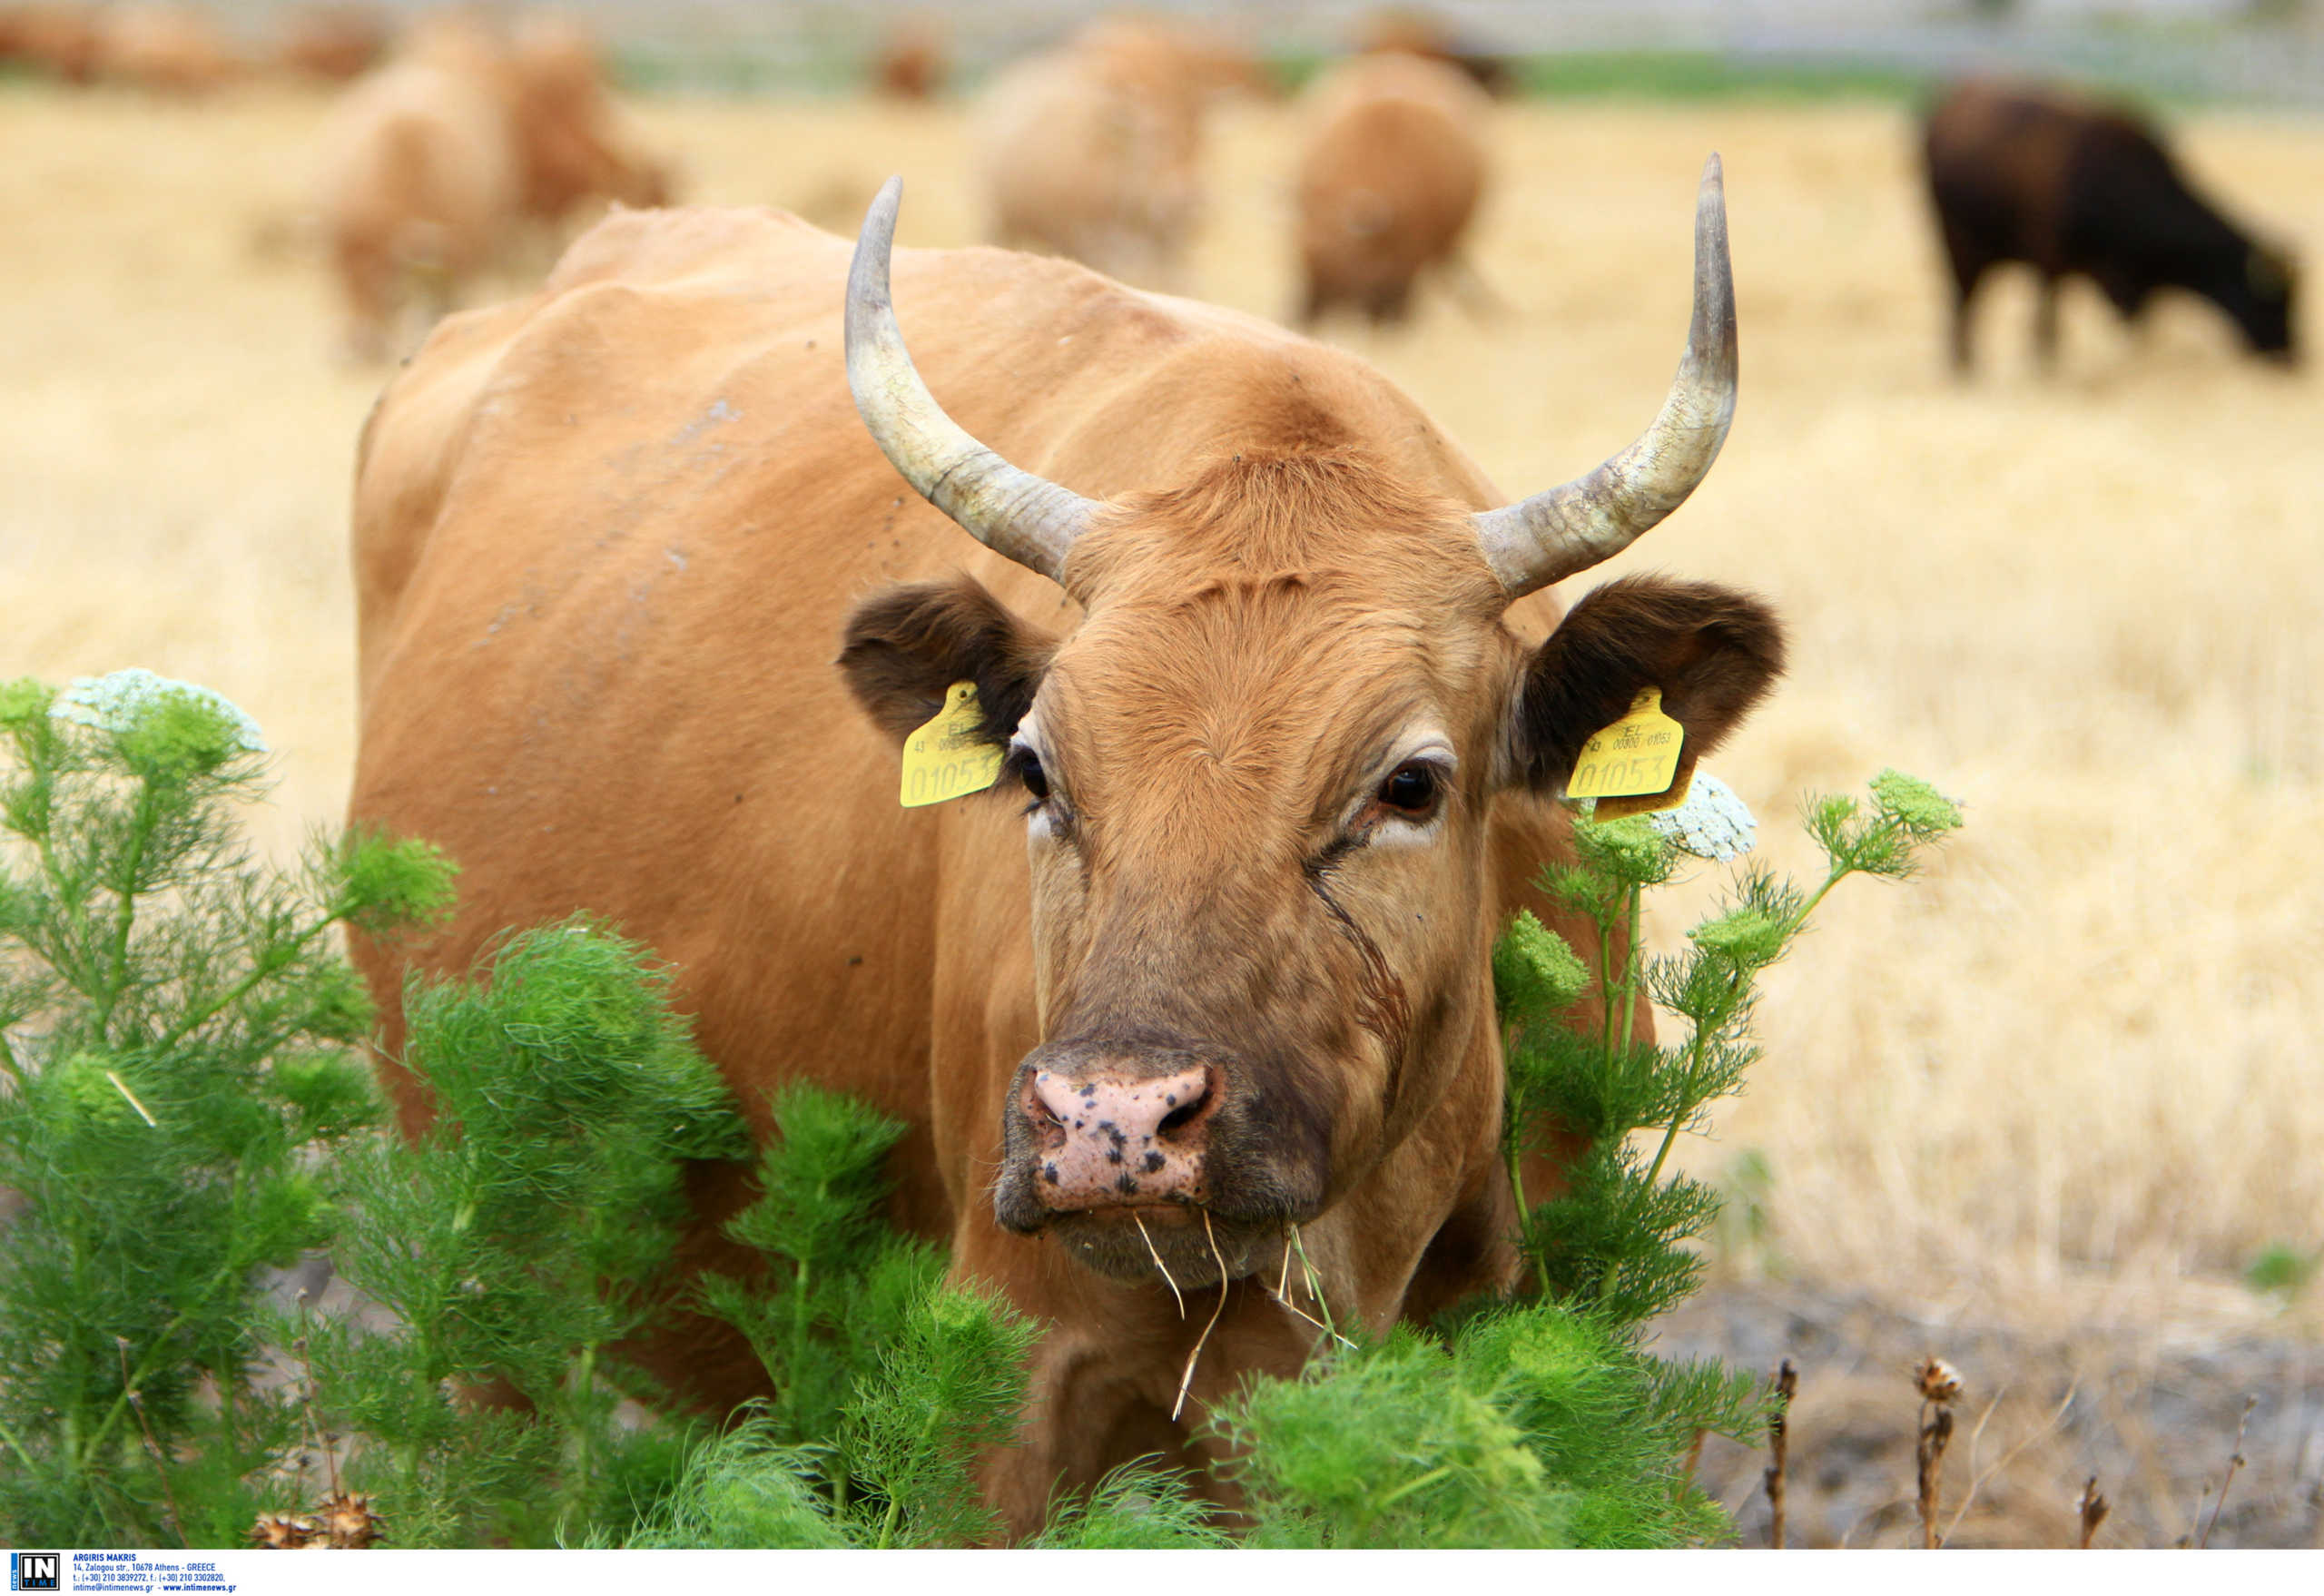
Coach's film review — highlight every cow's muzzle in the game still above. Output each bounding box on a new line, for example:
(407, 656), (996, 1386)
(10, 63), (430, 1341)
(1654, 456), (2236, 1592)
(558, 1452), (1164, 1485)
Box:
(993, 1033), (1331, 1285)
(1021, 1056), (1219, 1211)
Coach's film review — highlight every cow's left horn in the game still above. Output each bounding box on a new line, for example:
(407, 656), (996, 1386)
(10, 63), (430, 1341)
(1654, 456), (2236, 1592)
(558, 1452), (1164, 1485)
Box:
(845, 176), (1098, 585)
(1472, 154), (1738, 600)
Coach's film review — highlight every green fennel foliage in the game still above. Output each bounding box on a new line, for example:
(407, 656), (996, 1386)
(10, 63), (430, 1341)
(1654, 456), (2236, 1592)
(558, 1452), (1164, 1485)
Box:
(1503, 770), (1963, 1325)
(0, 674), (453, 1546)
(695, 1082), (939, 1453)
(1194, 770), (1962, 1548)
(303, 916), (756, 1546)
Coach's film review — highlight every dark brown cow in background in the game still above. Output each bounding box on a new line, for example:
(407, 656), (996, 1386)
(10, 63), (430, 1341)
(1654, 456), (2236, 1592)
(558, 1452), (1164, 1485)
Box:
(1922, 77), (2299, 370)
(347, 161), (1777, 1532)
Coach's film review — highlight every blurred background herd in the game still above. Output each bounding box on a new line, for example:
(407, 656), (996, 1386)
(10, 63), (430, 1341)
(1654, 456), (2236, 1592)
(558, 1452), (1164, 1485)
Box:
(4, 0), (2321, 1548)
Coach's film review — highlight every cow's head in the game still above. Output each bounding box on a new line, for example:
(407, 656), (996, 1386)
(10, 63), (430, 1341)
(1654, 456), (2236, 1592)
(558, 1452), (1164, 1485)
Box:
(2232, 241), (2299, 361)
(837, 167), (1782, 1286)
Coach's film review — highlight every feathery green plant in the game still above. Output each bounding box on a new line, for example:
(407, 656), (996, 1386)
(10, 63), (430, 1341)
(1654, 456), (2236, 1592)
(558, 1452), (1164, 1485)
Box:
(0, 672), (453, 1545)
(1196, 770), (1964, 1548)
(1503, 771), (1964, 1323)
(301, 915), (754, 1546)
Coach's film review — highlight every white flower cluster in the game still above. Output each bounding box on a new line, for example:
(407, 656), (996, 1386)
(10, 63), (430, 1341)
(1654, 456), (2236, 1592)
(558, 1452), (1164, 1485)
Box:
(1646, 772), (1756, 862)
(51, 668), (268, 754)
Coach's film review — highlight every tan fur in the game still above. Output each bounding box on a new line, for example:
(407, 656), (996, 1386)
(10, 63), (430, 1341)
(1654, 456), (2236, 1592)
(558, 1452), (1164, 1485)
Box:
(1296, 50), (1490, 324)
(348, 206), (1754, 1535)
(973, 19), (1266, 288)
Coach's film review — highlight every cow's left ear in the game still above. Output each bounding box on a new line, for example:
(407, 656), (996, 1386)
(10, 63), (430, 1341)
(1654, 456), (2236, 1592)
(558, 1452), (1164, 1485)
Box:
(838, 576), (1055, 748)
(1512, 575), (1785, 793)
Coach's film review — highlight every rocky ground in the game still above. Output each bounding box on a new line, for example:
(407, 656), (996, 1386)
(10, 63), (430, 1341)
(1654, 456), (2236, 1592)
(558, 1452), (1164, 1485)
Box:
(1661, 1280), (2324, 1549)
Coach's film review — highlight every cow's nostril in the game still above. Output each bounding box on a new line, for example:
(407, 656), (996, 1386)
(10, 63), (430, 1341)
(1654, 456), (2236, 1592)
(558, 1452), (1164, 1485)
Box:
(1157, 1071), (1212, 1138)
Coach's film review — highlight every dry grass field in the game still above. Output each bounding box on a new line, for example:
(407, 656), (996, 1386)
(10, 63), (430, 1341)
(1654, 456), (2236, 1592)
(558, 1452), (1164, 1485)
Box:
(4, 75), (2320, 1542)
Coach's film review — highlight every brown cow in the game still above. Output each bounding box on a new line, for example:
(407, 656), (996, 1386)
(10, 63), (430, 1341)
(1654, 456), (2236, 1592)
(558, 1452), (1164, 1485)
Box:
(1923, 77), (2298, 370)
(1295, 49), (1492, 325)
(346, 160), (1779, 1534)
(973, 18), (1268, 288)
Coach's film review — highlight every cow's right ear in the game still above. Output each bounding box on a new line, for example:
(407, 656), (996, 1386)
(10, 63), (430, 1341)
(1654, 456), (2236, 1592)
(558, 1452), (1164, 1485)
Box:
(1510, 575), (1785, 794)
(838, 577), (1054, 749)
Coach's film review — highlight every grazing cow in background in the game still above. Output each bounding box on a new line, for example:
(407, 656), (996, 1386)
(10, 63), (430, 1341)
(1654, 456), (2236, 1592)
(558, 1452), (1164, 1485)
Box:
(974, 17), (1270, 288)
(346, 158), (1780, 1532)
(313, 12), (669, 359)
(872, 16), (944, 100)
(1922, 78), (2299, 370)
(1295, 49), (1492, 325)
(1, 3), (102, 84)
(505, 13), (670, 231)
(313, 41), (516, 360)
(1355, 5), (1513, 97)
(94, 3), (239, 94)
(278, 4), (388, 84)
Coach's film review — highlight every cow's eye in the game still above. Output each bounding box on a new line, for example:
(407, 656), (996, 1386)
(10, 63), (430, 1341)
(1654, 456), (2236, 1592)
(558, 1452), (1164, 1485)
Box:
(1019, 752), (1050, 803)
(1376, 761), (1440, 818)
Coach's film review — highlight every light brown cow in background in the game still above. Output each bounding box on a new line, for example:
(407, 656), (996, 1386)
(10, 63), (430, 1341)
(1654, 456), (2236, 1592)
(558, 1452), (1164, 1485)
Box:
(1295, 49), (1492, 325)
(0, 2), (103, 84)
(95, 4), (241, 95)
(872, 15), (944, 100)
(1354, 6), (1513, 96)
(277, 3), (388, 84)
(313, 36), (516, 359)
(312, 10), (670, 359)
(973, 17), (1269, 288)
(506, 12), (670, 230)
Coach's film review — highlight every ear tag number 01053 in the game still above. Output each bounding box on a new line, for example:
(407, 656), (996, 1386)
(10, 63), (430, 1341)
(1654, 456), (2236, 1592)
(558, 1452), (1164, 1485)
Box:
(900, 681), (1005, 808)
(1568, 687), (1687, 809)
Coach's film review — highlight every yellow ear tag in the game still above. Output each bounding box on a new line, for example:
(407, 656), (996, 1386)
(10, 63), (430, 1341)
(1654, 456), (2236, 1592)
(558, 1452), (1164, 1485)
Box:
(1568, 688), (1687, 808)
(900, 681), (1006, 808)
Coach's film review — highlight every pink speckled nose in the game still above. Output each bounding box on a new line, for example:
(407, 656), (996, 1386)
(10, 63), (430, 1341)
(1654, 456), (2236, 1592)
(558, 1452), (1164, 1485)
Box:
(1024, 1061), (1216, 1211)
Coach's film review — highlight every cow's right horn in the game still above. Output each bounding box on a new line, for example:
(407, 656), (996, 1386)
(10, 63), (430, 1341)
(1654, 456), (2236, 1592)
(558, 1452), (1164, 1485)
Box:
(1471, 154), (1738, 601)
(845, 176), (1099, 586)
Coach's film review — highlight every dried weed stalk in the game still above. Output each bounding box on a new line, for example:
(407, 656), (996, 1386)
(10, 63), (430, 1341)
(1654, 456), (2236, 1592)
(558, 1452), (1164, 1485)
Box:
(1765, 1358), (1797, 1550)
(2195, 1395), (2256, 1549)
(1914, 1355), (1961, 1549)
(2077, 1476), (2110, 1549)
